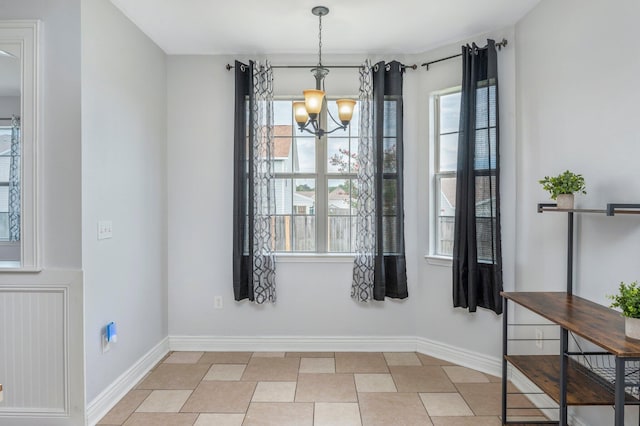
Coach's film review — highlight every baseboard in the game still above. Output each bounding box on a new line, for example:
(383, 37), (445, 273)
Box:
(85, 337), (170, 426)
(415, 336), (502, 377)
(169, 335), (417, 352)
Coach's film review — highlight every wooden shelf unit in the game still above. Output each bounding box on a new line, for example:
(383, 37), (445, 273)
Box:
(501, 203), (640, 426)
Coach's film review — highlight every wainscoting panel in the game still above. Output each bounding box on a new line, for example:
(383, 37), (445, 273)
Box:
(0, 270), (84, 426)
(0, 288), (67, 413)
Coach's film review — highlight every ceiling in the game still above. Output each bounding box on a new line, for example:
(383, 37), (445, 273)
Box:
(109, 0), (541, 55)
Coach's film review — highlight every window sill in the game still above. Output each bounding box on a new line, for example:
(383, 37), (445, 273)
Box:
(276, 253), (355, 264)
(424, 255), (452, 267)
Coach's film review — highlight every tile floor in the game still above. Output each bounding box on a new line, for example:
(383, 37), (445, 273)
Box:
(97, 351), (545, 426)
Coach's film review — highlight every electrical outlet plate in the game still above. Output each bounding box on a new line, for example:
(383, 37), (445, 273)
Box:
(214, 296), (223, 309)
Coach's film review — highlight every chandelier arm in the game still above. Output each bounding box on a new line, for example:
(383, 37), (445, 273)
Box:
(323, 125), (349, 136)
(326, 104), (345, 128)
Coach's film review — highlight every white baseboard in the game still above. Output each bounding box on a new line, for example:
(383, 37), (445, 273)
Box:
(169, 335), (417, 352)
(85, 337), (170, 426)
(415, 336), (502, 377)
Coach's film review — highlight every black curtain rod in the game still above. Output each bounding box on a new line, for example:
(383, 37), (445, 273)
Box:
(421, 38), (508, 70)
(225, 63), (417, 71)
(0, 117), (18, 120)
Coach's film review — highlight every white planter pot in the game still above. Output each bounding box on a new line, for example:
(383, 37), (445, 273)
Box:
(556, 194), (575, 210)
(625, 317), (640, 340)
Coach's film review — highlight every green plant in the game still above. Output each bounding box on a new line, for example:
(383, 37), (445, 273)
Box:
(538, 170), (587, 200)
(609, 281), (640, 318)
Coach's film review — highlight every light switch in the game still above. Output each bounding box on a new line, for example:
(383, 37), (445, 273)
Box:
(98, 220), (113, 240)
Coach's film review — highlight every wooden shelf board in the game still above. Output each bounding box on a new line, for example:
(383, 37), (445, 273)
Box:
(506, 355), (636, 406)
(502, 292), (640, 357)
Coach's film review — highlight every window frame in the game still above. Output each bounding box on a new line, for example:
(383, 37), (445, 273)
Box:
(272, 96), (358, 254)
(429, 87), (461, 262)
(0, 21), (41, 271)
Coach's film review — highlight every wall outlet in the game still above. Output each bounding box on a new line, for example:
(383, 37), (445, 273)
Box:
(214, 296), (223, 309)
(535, 328), (544, 349)
(98, 220), (113, 240)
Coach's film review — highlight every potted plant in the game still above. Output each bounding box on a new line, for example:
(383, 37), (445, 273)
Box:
(608, 281), (640, 339)
(539, 170), (586, 209)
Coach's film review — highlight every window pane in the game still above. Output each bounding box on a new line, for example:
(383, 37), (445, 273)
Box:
(274, 178), (292, 214)
(474, 127), (496, 170)
(0, 212), (8, 241)
(273, 100), (293, 125)
(273, 215), (291, 251)
(349, 179), (359, 215)
(0, 157), (9, 184)
(437, 176), (456, 256)
(383, 139), (397, 173)
(327, 138), (353, 173)
(294, 137), (315, 173)
(0, 186), (8, 213)
(383, 100), (397, 137)
(293, 215), (316, 251)
(328, 216), (350, 252)
(439, 133), (458, 172)
(294, 179), (315, 215)
(439, 92), (461, 134)
(382, 178), (397, 216)
(272, 136), (292, 172)
(382, 216), (398, 253)
(328, 179), (352, 216)
(475, 174), (498, 263)
(475, 84), (497, 129)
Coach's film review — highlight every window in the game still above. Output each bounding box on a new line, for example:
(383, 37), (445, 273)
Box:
(432, 90), (461, 257)
(431, 86), (498, 260)
(272, 98), (359, 253)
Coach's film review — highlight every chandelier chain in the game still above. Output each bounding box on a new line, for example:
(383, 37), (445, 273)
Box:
(318, 13), (322, 66)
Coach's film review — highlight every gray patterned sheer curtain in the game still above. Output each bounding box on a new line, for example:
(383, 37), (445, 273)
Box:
(352, 60), (408, 302)
(452, 40), (503, 314)
(9, 115), (20, 242)
(233, 60), (276, 304)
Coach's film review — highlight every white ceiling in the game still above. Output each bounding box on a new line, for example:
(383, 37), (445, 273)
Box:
(109, 0), (541, 55)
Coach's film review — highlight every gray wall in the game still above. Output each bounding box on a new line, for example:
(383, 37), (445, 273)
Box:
(515, 0), (640, 423)
(166, 54), (419, 340)
(81, 0), (168, 404)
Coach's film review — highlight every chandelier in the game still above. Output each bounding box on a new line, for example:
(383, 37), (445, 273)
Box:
(293, 6), (356, 138)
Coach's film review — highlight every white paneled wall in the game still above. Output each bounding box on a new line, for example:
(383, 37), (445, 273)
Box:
(0, 289), (66, 413)
(0, 271), (84, 426)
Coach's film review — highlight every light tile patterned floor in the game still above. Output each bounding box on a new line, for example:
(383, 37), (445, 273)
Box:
(97, 351), (543, 425)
